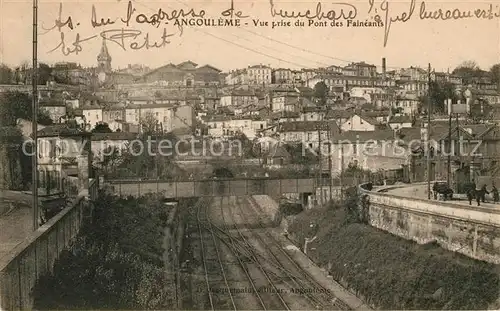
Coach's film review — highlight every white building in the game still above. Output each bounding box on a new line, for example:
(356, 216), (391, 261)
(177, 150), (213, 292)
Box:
(273, 68), (294, 84)
(36, 124), (91, 195)
(279, 121), (335, 150)
(332, 130), (408, 173)
(349, 87), (386, 104)
(341, 114), (379, 132)
(247, 65), (272, 85)
(206, 116), (267, 139)
(388, 115), (413, 130)
(91, 132), (136, 163)
(81, 104), (103, 130)
(125, 103), (194, 133)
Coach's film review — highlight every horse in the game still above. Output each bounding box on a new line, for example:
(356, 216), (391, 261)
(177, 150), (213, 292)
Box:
(432, 182), (453, 201)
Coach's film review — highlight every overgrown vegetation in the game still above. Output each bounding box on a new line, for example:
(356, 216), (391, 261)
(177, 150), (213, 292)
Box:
(33, 192), (197, 309)
(287, 197), (500, 310)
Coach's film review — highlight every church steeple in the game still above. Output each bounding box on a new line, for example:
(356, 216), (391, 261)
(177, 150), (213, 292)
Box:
(97, 38), (112, 73)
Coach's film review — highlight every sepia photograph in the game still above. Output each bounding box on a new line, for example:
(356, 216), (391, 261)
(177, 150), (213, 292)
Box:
(0, 0), (499, 309)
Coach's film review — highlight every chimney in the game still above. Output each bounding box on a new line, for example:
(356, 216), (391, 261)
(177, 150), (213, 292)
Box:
(382, 58), (387, 79)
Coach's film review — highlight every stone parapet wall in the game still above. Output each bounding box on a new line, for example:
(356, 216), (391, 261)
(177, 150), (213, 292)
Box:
(358, 183), (500, 264)
(0, 180), (98, 310)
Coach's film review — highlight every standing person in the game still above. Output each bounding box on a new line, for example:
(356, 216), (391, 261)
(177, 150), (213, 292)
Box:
(475, 183), (482, 206)
(481, 184), (489, 203)
(467, 186), (475, 206)
(492, 184), (499, 203)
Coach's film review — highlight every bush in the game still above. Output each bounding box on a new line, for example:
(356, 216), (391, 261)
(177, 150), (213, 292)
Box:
(33, 194), (197, 309)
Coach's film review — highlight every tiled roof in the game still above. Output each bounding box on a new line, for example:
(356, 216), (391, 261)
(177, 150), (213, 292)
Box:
(36, 124), (90, 138)
(335, 129), (394, 142)
(389, 115), (412, 123)
(39, 99), (66, 107)
(91, 132), (137, 141)
(325, 110), (353, 119)
(279, 121), (339, 133)
(357, 114), (381, 125)
(364, 110), (390, 118)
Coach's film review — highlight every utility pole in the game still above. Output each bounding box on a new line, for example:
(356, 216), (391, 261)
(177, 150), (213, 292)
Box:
(447, 99), (452, 186)
(427, 63), (432, 200)
(318, 126), (323, 207)
(327, 123), (333, 203)
(32, 0), (39, 231)
(338, 118), (344, 201)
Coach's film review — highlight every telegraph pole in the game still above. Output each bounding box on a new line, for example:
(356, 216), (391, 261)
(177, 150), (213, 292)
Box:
(338, 118), (344, 201)
(318, 126), (323, 207)
(327, 124), (333, 203)
(447, 99), (452, 186)
(32, 0), (39, 231)
(427, 63), (432, 199)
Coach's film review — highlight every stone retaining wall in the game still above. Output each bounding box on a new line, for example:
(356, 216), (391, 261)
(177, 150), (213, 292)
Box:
(358, 183), (500, 264)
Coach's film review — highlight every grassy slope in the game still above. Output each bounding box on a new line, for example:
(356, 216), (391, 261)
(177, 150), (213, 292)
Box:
(33, 193), (197, 309)
(287, 206), (499, 310)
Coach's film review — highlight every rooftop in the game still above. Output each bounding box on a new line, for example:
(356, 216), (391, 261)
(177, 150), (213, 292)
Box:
(36, 124), (90, 138)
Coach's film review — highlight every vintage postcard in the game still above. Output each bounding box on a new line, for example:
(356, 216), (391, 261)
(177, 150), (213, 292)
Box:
(0, 0), (499, 310)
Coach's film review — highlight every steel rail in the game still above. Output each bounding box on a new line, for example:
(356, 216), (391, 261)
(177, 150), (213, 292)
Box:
(224, 196), (291, 311)
(201, 198), (237, 310)
(235, 196), (327, 309)
(245, 196), (352, 310)
(215, 196), (268, 310)
(196, 198), (216, 310)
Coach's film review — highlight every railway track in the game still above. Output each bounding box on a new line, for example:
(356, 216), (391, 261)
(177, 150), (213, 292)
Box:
(244, 195), (352, 310)
(193, 196), (356, 310)
(196, 198), (236, 310)
(221, 196), (291, 311)
(197, 197), (268, 310)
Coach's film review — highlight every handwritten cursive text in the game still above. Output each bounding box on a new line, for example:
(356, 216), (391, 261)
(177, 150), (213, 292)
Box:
(221, 0), (249, 18)
(48, 32), (97, 56)
(91, 5), (117, 28)
(379, 0), (416, 47)
(120, 1), (205, 28)
(269, 0), (357, 21)
(101, 28), (174, 51)
(41, 3), (75, 34)
(371, 0), (500, 47)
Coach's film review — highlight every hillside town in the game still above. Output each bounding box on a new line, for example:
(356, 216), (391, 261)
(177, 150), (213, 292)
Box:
(2, 32), (500, 311)
(1, 37), (500, 201)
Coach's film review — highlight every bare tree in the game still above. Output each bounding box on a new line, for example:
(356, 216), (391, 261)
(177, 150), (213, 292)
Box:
(139, 111), (159, 135)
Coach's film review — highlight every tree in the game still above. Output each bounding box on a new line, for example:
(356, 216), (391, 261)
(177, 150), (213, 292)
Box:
(0, 91), (54, 126)
(489, 64), (500, 84)
(38, 110), (53, 126)
(233, 131), (254, 158)
(38, 63), (53, 85)
(0, 64), (13, 84)
(452, 61), (485, 84)
(140, 111), (159, 135)
(391, 107), (403, 115)
(468, 99), (492, 123)
(313, 81), (329, 105)
(99, 146), (124, 175)
(418, 81), (457, 114)
(92, 123), (113, 133)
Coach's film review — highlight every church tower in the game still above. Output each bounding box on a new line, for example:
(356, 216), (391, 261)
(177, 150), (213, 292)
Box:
(97, 38), (112, 85)
(97, 38), (112, 73)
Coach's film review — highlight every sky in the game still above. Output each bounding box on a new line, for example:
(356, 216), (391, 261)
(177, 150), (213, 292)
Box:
(0, 0), (499, 73)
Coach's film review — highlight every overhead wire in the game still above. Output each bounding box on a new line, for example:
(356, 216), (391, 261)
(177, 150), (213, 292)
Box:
(167, 0), (406, 70)
(132, 0), (407, 71)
